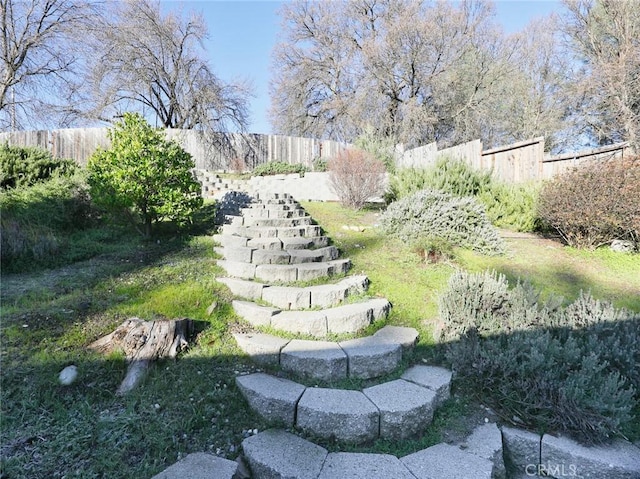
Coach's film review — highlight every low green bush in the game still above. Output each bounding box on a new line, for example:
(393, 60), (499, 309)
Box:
(437, 270), (639, 443)
(538, 156), (640, 249)
(0, 172), (96, 272)
(380, 189), (505, 255)
(353, 128), (396, 173)
(251, 161), (308, 176)
(387, 158), (541, 232)
(312, 157), (328, 172)
(0, 143), (77, 189)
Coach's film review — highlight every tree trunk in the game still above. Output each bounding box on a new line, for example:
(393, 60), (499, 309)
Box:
(89, 317), (193, 394)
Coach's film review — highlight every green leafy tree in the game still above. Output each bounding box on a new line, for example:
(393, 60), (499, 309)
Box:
(87, 113), (203, 237)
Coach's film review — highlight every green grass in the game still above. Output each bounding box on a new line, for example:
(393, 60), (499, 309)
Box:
(2, 200), (639, 478)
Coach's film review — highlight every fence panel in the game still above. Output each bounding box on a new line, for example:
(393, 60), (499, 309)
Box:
(480, 137), (544, 183)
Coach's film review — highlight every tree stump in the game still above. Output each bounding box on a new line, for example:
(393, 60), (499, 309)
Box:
(89, 317), (194, 395)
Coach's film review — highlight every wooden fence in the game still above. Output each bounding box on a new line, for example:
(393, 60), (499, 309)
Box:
(397, 136), (631, 183)
(0, 128), (350, 170)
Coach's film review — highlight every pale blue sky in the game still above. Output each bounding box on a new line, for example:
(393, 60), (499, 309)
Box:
(165, 1), (563, 135)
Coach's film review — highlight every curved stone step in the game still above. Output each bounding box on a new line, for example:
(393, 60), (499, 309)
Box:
(401, 365), (453, 407)
(221, 224), (322, 239)
(233, 325), (416, 381)
(150, 452), (237, 479)
(218, 275), (369, 309)
(232, 297), (390, 337)
(297, 387), (379, 443)
(216, 258), (350, 283)
(240, 424), (506, 479)
(235, 369), (449, 444)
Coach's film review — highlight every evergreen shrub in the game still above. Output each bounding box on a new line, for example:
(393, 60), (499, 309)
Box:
(380, 189), (505, 255)
(251, 161), (308, 176)
(0, 143), (77, 189)
(438, 270), (639, 443)
(538, 156), (640, 249)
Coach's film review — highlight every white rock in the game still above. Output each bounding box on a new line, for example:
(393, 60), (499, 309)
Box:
(59, 365), (78, 385)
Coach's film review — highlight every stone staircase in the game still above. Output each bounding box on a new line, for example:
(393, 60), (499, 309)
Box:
(152, 192), (640, 479)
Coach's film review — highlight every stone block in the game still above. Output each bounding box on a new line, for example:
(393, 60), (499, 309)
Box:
(363, 379), (437, 440)
(262, 286), (311, 310)
(308, 284), (347, 309)
(501, 426), (542, 475)
(246, 237), (283, 250)
(270, 311), (327, 337)
(297, 388), (379, 443)
(232, 333), (289, 366)
(216, 260), (256, 280)
(252, 249), (291, 265)
(247, 226), (278, 238)
(373, 325), (419, 349)
(465, 423), (506, 479)
(150, 452), (237, 479)
(541, 434), (640, 479)
(339, 336), (402, 379)
(280, 237), (314, 250)
(242, 430), (327, 479)
(280, 340), (348, 381)
(295, 263), (331, 282)
(235, 373), (306, 426)
(319, 453), (416, 479)
(212, 234), (247, 248)
(221, 246), (254, 263)
(325, 302), (373, 335)
(215, 277), (265, 300)
(402, 443), (494, 479)
(255, 264), (298, 283)
(369, 298), (392, 321)
(401, 365), (452, 407)
(232, 300), (280, 328)
(341, 275), (370, 296)
(289, 246), (339, 264)
(275, 226), (307, 238)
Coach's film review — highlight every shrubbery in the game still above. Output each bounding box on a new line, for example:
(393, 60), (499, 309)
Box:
(88, 113), (203, 238)
(328, 148), (386, 209)
(437, 270), (639, 443)
(379, 189), (505, 255)
(386, 157), (540, 233)
(0, 143), (77, 189)
(0, 172), (95, 272)
(538, 157), (640, 249)
(251, 161), (308, 176)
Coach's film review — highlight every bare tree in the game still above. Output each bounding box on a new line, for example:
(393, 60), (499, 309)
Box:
(271, 0), (509, 147)
(86, 0), (251, 133)
(0, 0), (93, 130)
(563, 0), (640, 148)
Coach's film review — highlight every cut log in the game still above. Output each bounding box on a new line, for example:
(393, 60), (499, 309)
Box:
(89, 317), (194, 394)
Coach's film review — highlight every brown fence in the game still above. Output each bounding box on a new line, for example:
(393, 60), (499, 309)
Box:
(0, 128), (350, 170)
(398, 137), (631, 183)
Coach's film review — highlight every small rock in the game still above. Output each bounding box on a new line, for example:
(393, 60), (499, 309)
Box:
(206, 301), (218, 316)
(59, 365), (78, 386)
(611, 239), (636, 253)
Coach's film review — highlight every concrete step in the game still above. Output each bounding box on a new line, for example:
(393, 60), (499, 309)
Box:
(232, 297), (389, 337)
(242, 429), (327, 479)
(401, 443), (494, 479)
(217, 258), (350, 283)
(401, 365), (453, 407)
(150, 453), (237, 479)
(234, 325), (417, 381)
(319, 453), (416, 479)
(296, 387), (379, 443)
(362, 379), (437, 440)
(235, 373), (306, 426)
(220, 275), (367, 310)
(243, 217), (313, 228)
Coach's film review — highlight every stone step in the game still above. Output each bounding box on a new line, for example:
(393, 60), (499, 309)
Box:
(401, 365), (453, 407)
(232, 297), (389, 337)
(240, 425), (507, 479)
(235, 368), (446, 444)
(401, 443), (494, 479)
(243, 217), (314, 228)
(219, 275), (369, 310)
(234, 325), (417, 380)
(150, 453), (237, 479)
(217, 258), (350, 283)
(240, 207), (308, 219)
(221, 224), (322, 239)
(297, 387), (379, 443)
(241, 430), (327, 479)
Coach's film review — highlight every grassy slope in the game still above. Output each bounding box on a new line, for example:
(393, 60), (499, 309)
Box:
(2, 201), (639, 478)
